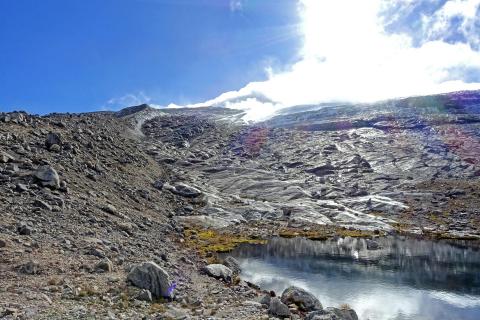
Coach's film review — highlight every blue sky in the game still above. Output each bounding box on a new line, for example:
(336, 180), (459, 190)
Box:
(1, 0), (480, 118)
(0, 0), (300, 114)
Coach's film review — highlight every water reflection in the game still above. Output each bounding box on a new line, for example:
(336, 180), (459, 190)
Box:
(228, 237), (480, 320)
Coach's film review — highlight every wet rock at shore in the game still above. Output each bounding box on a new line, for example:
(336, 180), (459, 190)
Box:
(366, 239), (381, 250)
(269, 297), (291, 317)
(204, 264), (233, 282)
(223, 256), (241, 275)
(306, 307), (359, 320)
(281, 286), (323, 311)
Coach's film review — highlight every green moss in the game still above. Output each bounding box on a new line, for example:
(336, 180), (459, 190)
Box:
(335, 228), (377, 238)
(426, 231), (479, 241)
(184, 227), (266, 256)
(278, 226), (380, 240)
(278, 228), (330, 240)
(198, 230), (216, 240)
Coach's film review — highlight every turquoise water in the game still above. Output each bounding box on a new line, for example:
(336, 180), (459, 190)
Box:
(229, 237), (480, 320)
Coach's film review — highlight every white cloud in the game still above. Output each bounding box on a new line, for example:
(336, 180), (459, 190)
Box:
(230, 0), (243, 12)
(422, 0), (480, 48)
(174, 0), (480, 121)
(104, 91), (154, 111)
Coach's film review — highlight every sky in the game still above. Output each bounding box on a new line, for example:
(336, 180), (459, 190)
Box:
(1, 0), (480, 119)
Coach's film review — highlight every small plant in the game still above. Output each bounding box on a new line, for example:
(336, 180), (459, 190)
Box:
(47, 277), (63, 286)
(340, 303), (351, 310)
(149, 303), (166, 314)
(76, 285), (98, 298)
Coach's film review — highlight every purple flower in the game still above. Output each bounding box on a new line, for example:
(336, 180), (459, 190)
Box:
(167, 282), (177, 296)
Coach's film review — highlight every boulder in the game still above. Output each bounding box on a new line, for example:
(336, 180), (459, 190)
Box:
(176, 140), (190, 148)
(136, 289), (153, 302)
(269, 297), (291, 317)
(127, 261), (173, 298)
(20, 260), (40, 275)
(33, 165), (60, 188)
(49, 144), (61, 152)
(204, 264), (233, 282)
(95, 258), (114, 273)
(306, 307), (358, 320)
(223, 256), (241, 275)
(101, 204), (118, 215)
(259, 294), (271, 306)
(33, 199), (52, 211)
(0, 238), (8, 248)
(327, 307), (359, 320)
(366, 239), (381, 250)
(281, 286), (322, 311)
(172, 183), (202, 198)
(7, 112), (26, 123)
(153, 180), (164, 190)
(17, 224), (32, 235)
(446, 189), (466, 198)
(6, 163), (19, 172)
(306, 164), (336, 176)
(306, 311), (337, 320)
(45, 132), (62, 149)
(0, 151), (14, 163)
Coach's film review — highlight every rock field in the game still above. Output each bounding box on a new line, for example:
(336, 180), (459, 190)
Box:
(1, 90), (480, 319)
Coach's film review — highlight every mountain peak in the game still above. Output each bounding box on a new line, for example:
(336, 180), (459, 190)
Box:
(116, 104), (156, 118)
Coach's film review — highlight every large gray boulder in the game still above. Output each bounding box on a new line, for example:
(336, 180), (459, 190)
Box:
(281, 286), (322, 311)
(34, 165), (60, 188)
(204, 264), (233, 282)
(269, 297), (291, 317)
(127, 261), (173, 298)
(223, 256), (241, 275)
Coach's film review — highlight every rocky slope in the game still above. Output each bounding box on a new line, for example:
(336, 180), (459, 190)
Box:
(0, 111), (268, 319)
(1, 90), (480, 319)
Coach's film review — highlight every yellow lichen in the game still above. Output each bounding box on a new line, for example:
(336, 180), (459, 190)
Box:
(184, 227), (266, 256)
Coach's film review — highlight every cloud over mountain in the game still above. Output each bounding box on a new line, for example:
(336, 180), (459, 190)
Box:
(175, 0), (480, 120)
